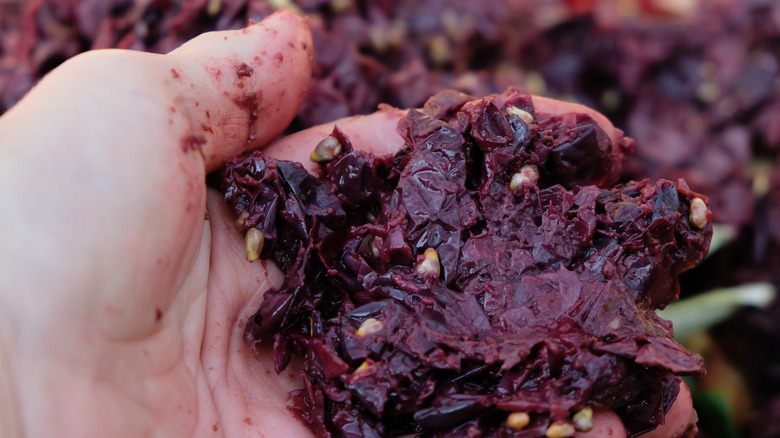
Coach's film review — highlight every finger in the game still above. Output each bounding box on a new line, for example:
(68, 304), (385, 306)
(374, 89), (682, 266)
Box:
(638, 380), (696, 438)
(261, 105), (408, 166)
(532, 95), (626, 145)
(261, 94), (626, 166)
(168, 11), (313, 172)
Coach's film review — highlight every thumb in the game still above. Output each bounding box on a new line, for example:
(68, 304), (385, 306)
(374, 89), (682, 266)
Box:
(0, 11), (312, 342)
(168, 11), (313, 171)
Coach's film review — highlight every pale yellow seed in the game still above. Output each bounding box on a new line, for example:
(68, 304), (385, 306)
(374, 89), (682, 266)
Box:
(368, 27), (389, 52)
(573, 407), (593, 432)
(371, 236), (383, 258)
(506, 106), (535, 125)
(354, 361), (370, 374)
(356, 318), (383, 337)
(245, 228), (265, 262)
(310, 136), (343, 162)
(696, 81), (720, 103)
(415, 248), (441, 277)
(330, 0), (352, 13)
(207, 0), (222, 15)
(387, 20), (407, 48)
(428, 35), (451, 66)
(525, 71), (548, 96)
(751, 159), (773, 196)
(510, 173), (524, 190)
(236, 211), (250, 229)
(689, 197), (709, 229)
(509, 165), (539, 191)
(601, 89), (620, 111)
(268, 0), (302, 13)
(546, 422), (575, 438)
(506, 412), (530, 429)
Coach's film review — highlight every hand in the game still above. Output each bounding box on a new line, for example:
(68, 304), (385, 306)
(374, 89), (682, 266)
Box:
(0, 11), (694, 438)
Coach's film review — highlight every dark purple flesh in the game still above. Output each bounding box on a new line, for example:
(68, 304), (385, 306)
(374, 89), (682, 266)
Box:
(222, 89), (710, 437)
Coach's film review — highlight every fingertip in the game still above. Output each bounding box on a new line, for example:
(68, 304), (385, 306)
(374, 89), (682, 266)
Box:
(532, 95), (625, 144)
(572, 384), (696, 438)
(639, 380), (697, 438)
(167, 11), (314, 172)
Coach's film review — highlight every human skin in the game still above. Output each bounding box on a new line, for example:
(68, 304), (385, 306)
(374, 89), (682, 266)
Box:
(0, 11), (694, 438)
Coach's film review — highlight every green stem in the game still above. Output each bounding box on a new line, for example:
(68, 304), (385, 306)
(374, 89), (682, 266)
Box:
(657, 283), (776, 340)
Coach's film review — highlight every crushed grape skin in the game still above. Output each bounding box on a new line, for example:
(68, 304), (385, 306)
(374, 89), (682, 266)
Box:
(222, 89), (711, 438)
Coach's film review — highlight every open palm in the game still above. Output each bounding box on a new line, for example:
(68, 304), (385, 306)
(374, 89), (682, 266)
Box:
(0, 11), (692, 438)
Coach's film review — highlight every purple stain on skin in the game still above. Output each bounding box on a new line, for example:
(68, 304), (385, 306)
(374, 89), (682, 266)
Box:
(233, 91), (262, 144)
(236, 62), (254, 78)
(222, 89), (710, 437)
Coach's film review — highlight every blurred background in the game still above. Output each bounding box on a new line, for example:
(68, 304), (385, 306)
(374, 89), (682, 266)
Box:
(1, 0), (779, 436)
